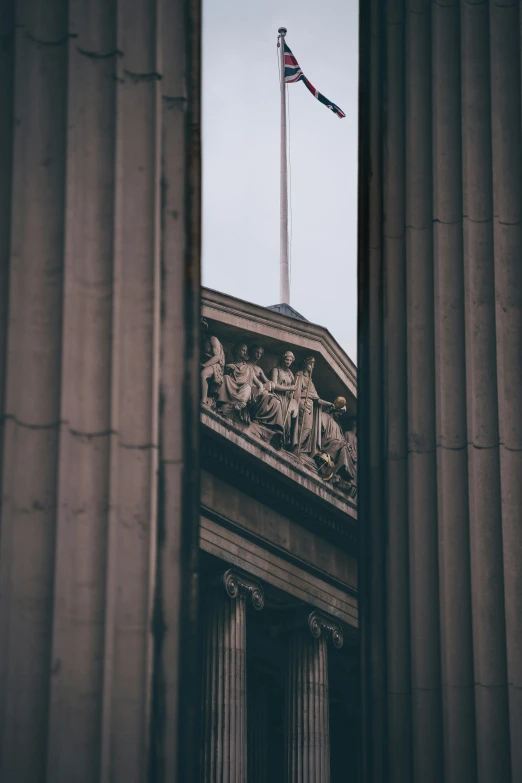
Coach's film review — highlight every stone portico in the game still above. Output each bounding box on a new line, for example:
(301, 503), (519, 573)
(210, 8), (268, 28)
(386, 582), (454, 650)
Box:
(199, 288), (358, 782)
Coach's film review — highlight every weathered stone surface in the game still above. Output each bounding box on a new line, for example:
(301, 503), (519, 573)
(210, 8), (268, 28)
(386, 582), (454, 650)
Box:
(359, 1), (522, 781)
(0, 1), (201, 780)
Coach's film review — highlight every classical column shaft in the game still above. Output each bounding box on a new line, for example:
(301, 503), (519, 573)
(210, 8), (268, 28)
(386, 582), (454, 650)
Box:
(201, 569), (264, 783)
(359, 0), (522, 780)
(202, 594), (247, 783)
(285, 613), (343, 783)
(0, 0), (201, 780)
(286, 632), (329, 783)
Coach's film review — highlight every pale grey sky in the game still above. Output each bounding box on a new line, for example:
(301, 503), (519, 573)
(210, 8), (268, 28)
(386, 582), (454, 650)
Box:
(202, 0), (359, 361)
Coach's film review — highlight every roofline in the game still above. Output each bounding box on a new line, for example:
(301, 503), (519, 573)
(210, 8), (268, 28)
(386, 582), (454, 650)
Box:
(201, 286), (357, 387)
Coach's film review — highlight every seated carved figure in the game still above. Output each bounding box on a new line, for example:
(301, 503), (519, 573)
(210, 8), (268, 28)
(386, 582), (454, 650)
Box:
(201, 318), (225, 407)
(316, 402), (356, 487)
(248, 345), (272, 389)
(246, 345), (290, 438)
(216, 342), (257, 417)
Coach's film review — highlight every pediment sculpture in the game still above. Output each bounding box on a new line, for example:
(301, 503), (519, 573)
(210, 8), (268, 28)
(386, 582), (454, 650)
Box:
(200, 318), (357, 498)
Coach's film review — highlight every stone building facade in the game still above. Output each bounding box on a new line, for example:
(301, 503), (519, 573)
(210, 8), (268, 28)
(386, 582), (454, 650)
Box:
(2, 1), (522, 781)
(199, 288), (358, 782)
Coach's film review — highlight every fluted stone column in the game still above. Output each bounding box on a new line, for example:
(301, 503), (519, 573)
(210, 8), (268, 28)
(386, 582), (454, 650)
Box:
(285, 611), (343, 783)
(201, 568), (264, 783)
(247, 676), (269, 783)
(359, 1), (522, 781)
(0, 1), (201, 781)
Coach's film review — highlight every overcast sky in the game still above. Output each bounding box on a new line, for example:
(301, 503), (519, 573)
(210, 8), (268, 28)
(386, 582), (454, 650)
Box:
(202, 0), (359, 361)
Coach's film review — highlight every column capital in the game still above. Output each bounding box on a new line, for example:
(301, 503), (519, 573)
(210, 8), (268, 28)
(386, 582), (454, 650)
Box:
(308, 610), (344, 649)
(222, 567), (265, 610)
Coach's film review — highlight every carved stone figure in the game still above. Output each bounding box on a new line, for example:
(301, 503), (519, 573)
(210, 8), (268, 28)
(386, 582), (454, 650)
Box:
(248, 345), (272, 388)
(315, 405), (356, 486)
(201, 331), (355, 489)
(246, 345), (286, 436)
(201, 318), (225, 407)
(293, 356), (332, 455)
(270, 350), (298, 446)
(344, 417), (357, 497)
(216, 342), (257, 417)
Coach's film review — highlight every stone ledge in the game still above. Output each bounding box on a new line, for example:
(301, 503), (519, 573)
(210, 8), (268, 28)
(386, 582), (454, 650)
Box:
(201, 407), (357, 519)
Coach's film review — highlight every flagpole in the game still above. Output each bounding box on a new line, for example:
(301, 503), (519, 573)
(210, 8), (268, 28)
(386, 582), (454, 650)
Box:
(278, 26), (290, 305)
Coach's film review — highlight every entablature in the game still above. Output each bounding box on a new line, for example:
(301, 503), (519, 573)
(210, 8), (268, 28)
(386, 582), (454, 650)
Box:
(201, 410), (357, 555)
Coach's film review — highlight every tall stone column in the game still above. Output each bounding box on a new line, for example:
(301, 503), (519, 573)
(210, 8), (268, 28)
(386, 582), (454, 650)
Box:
(285, 611), (343, 783)
(359, 1), (522, 781)
(201, 568), (264, 783)
(0, 0), (201, 781)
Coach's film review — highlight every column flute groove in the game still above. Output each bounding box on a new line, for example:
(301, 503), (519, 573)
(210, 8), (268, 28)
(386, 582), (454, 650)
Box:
(358, 0), (386, 779)
(405, 2), (442, 780)
(432, 1), (477, 781)
(461, 3), (511, 780)
(0, 0), (14, 487)
(45, 1), (118, 780)
(383, 1), (412, 780)
(489, 2), (522, 778)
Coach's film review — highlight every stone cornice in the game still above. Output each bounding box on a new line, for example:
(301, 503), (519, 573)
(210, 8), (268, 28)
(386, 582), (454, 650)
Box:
(201, 407), (357, 519)
(201, 286), (357, 396)
(201, 425), (357, 553)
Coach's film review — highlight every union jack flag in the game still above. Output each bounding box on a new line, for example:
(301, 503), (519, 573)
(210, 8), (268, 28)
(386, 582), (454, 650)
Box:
(283, 42), (346, 119)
